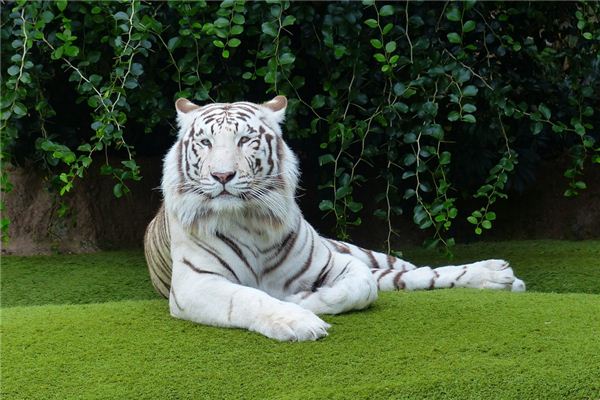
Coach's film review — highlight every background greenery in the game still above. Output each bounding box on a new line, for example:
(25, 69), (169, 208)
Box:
(2, 1), (599, 251)
(2, 240), (600, 399)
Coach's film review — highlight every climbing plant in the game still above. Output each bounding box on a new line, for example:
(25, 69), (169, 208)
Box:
(2, 1), (599, 250)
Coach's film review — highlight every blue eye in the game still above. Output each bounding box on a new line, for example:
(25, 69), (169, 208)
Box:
(238, 136), (251, 145)
(200, 139), (211, 147)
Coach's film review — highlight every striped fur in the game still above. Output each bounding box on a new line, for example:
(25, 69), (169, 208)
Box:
(144, 96), (526, 341)
(144, 204), (171, 298)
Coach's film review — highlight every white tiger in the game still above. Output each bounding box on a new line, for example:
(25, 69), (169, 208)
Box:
(144, 96), (526, 341)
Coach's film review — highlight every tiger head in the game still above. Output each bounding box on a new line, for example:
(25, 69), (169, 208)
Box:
(163, 96), (300, 230)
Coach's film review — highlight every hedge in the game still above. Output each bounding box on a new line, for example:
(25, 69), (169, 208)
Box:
(1, 1), (599, 250)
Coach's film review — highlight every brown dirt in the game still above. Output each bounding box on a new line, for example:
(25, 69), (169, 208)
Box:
(1, 158), (163, 255)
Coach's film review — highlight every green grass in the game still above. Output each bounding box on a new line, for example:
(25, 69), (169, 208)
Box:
(2, 240), (600, 399)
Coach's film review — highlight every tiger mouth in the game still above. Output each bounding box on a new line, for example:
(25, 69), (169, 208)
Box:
(214, 190), (243, 199)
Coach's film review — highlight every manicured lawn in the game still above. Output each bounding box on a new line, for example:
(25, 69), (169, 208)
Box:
(2, 240), (599, 399)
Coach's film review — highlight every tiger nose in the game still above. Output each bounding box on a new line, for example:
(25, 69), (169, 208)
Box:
(211, 171), (236, 184)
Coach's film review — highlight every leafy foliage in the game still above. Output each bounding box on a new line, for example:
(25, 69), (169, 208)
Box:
(1, 1), (599, 250)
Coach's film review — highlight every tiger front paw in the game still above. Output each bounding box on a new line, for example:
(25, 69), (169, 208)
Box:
(251, 302), (330, 341)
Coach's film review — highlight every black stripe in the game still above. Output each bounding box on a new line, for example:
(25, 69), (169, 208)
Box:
(216, 232), (258, 282)
(170, 287), (184, 311)
(311, 262), (332, 292)
(332, 261), (352, 283)
(377, 268), (394, 283)
(284, 233), (325, 291)
(182, 257), (226, 278)
(360, 247), (380, 269)
(456, 266), (468, 281)
(327, 239), (351, 254)
(386, 254), (397, 268)
(264, 134), (275, 175)
(393, 270), (407, 290)
(263, 220), (302, 273)
(177, 139), (185, 192)
(190, 241), (241, 283)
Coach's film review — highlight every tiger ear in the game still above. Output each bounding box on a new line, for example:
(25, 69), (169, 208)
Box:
(175, 98), (200, 115)
(262, 95), (287, 125)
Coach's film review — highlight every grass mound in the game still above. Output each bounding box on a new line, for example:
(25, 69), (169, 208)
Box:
(2, 240), (599, 399)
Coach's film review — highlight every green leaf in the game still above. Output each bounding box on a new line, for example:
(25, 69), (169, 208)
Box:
(228, 38), (241, 48)
(113, 183), (123, 198)
(13, 102), (27, 116)
(463, 20), (476, 33)
(462, 103), (477, 113)
(446, 7), (461, 22)
(63, 45), (79, 57)
(467, 216), (478, 224)
(41, 10), (55, 22)
(403, 189), (415, 199)
(447, 32), (462, 44)
(56, 0), (67, 12)
(373, 53), (386, 63)
(335, 185), (352, 199)
(279, 53), (295, 65)
(448, 208), (458, 219)
(311, 95), (325, 109)
(230, 25), (244, 35)
(382, 23), (394, 35)
(318, 154), (335, 166)
(347, 201), (363, 213)
(364, 19), (378, 28)
(538, 103), (551, 119)
(81, 156), (92, 167)
(114, 11), (129, 21)
(232, 14), (245, 25)
(462, 114), (476, 123)
(485, 212), (496, 221)
(462, 85), (478, 96)
(373, 209), (387, 219)
(583, 32), (592, 40)
(214, 17), (229, 28)
(282, 15), (296, 27)
(167, 37), (181, 51)
(261, 22), (277, 37)
(448, 111), (460, 121)
(7, 65), (19, 76)
(379, 5), (394, 17)
(403, 153), (416, 166)
(393, 83), (406, 96)
(574, 181), (587, 190)
(213, 40), (225, 48)
(385, 41), (397, 53)
(370, 39), (383, 49)
(439, 151), (451, 165)
(481, 220), (492, 229)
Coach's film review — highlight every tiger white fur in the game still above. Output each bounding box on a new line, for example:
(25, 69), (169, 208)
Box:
(144, 96), (526, 341)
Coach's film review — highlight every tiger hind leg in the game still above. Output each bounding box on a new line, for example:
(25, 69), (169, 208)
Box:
(373, 259), (526, 292)
(285, 252), (378, 315)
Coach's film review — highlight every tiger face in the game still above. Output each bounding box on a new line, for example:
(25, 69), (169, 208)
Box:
(167, 96), (299, 222)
